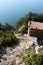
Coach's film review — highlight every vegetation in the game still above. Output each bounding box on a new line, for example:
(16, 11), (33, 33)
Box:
(18, 24), (27, 34)
(14, 12), (43, 34)
(23, 51), (43, 65)
(0, 23), (18, 48)
(0, 12), (43, 64)
(14, 12), (43, 65)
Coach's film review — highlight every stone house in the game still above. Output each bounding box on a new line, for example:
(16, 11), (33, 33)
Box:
(28, 21), (43, 45)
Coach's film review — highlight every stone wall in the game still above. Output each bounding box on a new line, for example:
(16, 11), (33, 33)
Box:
(29, 29), (43, 39)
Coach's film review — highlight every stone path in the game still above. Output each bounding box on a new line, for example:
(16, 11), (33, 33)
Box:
(0, 34), (42, 65)
(0, 35), (26, 65)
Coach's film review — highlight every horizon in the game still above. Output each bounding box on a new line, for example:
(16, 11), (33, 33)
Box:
(0, 0), (43, 25)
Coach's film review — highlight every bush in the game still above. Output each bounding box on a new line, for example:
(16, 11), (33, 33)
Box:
(0, 30), (19, 48)
(0, 30), (4, 37)
(23, 51), (43, 65)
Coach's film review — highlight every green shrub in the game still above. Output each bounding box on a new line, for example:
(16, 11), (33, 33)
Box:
(0, 30), (19, 48)
(2, 33), (18, 47)
(0, 30), (4, 37)
(23, 51), (43, 65)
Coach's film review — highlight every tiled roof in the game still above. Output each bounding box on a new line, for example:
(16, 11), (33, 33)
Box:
(29, 21), (43, 30)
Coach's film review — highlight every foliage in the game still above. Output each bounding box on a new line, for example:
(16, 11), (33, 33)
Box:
(2, 32), (18, 47)
(4, 23), (14, 31)
(14, 16), (28, 33)
(18, 24), (27, 34)
(23, 51), (43, 65)
(0, 23), (14, 32)
(0, 23), (19, 48)
(0, 28), (18, 48)
(14, 12), (43, 34)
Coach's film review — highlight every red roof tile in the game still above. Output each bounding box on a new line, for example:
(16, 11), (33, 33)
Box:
(29, 21), (43, 30)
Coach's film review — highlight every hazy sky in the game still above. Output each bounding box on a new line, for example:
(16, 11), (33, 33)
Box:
(0, 0), (43, 24)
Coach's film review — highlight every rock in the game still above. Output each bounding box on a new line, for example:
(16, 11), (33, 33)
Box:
(25, 43), (30, 50)
(6, 47), (12, 54)
(35, 46), (39, 54)
(16, 57), (23, 65)
(38, 46), (43, 52)
(20, 62), (25, 65)
(2, 57), (7, 61)
(35, 45), (43, 54)
(10, 59), (16, 65)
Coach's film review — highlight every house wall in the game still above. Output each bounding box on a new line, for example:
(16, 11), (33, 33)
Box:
(28, 21), (31, 36)
(29, 29), (43, 39)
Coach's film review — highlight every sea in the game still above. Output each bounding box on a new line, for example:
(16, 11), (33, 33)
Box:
(0, 0), (43, 25)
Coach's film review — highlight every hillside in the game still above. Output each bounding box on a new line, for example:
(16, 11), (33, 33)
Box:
(0, 12), (43, 65)
(14, 12), (43, 34)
